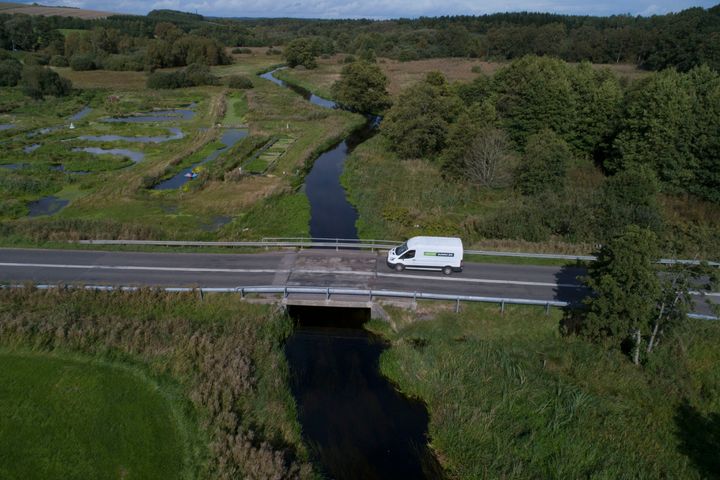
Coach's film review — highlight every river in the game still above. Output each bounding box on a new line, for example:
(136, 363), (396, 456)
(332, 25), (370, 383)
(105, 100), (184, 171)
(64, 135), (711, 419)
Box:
(261, 69), (440, 480)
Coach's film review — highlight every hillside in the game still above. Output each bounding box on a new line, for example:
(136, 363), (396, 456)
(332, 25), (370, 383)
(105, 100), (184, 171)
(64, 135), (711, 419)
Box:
(0, 1), (118, 19)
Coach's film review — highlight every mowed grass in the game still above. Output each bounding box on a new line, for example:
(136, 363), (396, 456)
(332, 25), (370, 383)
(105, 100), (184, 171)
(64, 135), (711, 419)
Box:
(369, 303), (720, 479)
(0, 352), (189, 480)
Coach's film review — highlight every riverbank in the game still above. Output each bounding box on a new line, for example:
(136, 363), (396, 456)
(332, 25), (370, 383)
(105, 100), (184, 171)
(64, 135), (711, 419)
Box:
(0, 288), (314, 479)
(367, 302), (720, 479)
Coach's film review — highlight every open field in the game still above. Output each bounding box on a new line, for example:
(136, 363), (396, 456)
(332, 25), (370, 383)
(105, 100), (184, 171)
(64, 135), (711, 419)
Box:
(0, 1), (116, 18)
(0, 351), (190, 480)
(0, 288), (313, 479)
(0, 50), (363, 244)
(368, 302), (720, 479)
(274, 54), (649, 99)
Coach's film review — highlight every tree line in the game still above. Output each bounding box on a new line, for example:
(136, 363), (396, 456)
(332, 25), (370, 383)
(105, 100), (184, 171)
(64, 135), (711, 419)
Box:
(329, 54), (719, 255)
(2, 5), (720, 72)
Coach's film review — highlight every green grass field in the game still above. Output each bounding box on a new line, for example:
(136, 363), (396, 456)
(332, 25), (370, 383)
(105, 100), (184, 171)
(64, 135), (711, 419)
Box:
(0, 289), (313, 479)
(0, 352), (189, 480)
(368, 302), (720, 479)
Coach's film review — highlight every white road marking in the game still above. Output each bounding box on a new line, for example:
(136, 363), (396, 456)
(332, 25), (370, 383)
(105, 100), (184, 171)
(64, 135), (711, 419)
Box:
(1, 262), (717, 297)
(0, 262), (281, 274)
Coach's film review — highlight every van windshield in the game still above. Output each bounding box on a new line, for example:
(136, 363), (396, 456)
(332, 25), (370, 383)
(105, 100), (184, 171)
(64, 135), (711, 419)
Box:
(395, 243), (408, 256)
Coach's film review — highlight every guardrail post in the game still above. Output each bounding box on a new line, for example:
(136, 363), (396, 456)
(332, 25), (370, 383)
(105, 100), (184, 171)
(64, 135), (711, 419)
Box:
(455, 298), (460, 313)
(326, 287), (330, 300)
(240, 287), (244, 299)
(336, 238), (339, 252)
(198, 288), (204, 301)
(501, 300), (505, 315)
(284, 287), (288, 298)
(545, 302), (550, 315)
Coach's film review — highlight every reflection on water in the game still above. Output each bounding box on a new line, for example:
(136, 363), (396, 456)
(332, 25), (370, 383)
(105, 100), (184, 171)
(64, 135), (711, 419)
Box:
(69, 106), (92, 121)
(260, 69), (338, 109)
(0, 124), (13, 131)
(78, 127), (184, 143)
(72, 147), (145, 163)
(27, 196), (69, 217)
(23, 143), (41, 153)
(153, 128), (247, 190)
(1, 163), (29, 170)
(285, 307), (441, 480)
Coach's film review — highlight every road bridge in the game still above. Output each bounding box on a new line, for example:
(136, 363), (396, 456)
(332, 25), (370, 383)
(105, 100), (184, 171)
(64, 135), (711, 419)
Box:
(0, 248), (716, 316)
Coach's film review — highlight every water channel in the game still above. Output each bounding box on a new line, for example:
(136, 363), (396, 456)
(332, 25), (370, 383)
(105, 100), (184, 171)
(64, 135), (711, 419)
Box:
(153, 128), (248, 190)
(261, 69), (440, 479)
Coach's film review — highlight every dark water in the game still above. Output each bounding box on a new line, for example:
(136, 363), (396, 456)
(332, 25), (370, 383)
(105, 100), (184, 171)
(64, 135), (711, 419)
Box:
(72, 147), (145, 163)
(265, 70), (439, 480)
(78, 127), (184, 143)
(0, 124), (13, 131)
(1, 163), (29, 170)
(261, 69), (379, 239)
(27, 126), (61, 138)
(153, 128), (248, 190)
(24, 143), (41, 153)
(285, 307), (441, 480)
(27, 196), (69, 217)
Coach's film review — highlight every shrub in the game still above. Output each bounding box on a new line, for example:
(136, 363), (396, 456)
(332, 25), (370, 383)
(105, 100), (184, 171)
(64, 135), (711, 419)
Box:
(20, 65), (72, 99)
(101, 54), (144, 72)
(49, 55), (69, 67)
(231, 47), (252, 54)
(0, 58), (22, 87)
(147, 64), (218, 89)
(226, 74), (253, 89)
(70, 54), (96, 71)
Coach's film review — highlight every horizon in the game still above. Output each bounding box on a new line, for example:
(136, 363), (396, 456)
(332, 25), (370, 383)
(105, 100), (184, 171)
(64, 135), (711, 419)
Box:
(7, 0), (718, 20)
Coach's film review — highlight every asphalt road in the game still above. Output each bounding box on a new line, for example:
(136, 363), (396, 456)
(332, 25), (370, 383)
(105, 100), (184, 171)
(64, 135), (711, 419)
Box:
(0, 248), (716, 315)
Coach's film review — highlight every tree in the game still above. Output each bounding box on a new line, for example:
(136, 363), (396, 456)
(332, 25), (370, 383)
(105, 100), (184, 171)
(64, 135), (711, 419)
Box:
(687, 65), (720, 203)
(284, 38), (318, 69)
(20, 65), (72, 99)
(0, 58), (22, 86)
(580, 226), (662, 365)
(596, 165), (663, 241)
(331, 61), (391, 113)
(610, 69), (697, 192)
(462, 128), (514, 188)
(516, 129), (572, 195)
(492, 55), (578, 146)
(382, 72), (461, 159)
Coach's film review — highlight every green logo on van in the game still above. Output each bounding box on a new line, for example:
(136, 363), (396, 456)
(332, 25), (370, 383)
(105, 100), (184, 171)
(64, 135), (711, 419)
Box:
(424, 252), (454, 257)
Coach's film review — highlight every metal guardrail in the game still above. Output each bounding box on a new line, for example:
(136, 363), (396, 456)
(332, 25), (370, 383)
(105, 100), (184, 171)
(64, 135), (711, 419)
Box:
(3, 283), (717, 319)
(75, 238), (720, 266)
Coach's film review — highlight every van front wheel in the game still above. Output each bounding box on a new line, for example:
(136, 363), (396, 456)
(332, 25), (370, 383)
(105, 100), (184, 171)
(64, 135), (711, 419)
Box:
(442, 266), (453, 275)
(395, 263), (405, 272)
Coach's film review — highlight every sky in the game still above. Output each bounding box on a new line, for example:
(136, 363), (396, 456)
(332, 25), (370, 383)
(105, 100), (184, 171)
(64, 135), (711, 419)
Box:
(16, 0), (718, 19)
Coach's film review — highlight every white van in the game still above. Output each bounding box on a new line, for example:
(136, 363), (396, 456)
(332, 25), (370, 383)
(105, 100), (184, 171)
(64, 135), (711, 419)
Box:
(387, 236), (463, 275)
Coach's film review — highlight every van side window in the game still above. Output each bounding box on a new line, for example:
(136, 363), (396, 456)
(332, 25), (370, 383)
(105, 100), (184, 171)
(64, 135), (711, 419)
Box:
(401, 250), (415, 259)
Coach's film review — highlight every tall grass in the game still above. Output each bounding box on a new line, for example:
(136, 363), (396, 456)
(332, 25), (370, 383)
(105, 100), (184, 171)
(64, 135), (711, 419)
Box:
(0, 288), (314, 479)
(369, 303), (720, 479)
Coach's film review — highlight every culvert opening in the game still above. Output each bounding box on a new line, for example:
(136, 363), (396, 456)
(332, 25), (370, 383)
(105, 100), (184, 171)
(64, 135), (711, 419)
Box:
(287, 305), (370, 329)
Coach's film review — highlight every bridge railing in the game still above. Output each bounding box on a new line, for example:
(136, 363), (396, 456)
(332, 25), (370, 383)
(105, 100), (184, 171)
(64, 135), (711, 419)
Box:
(74, 238), (719, 266)
(3, 283), (717, 319)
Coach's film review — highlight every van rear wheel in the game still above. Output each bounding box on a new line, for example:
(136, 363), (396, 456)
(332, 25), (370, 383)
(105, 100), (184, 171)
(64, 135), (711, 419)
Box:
(395, 263), (405, 272)
(442, 266), (453, 275)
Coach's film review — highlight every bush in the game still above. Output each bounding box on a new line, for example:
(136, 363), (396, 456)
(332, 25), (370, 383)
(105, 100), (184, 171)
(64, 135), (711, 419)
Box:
(101, 54), (144, 72)
(147, 64), (218, 89)
(70, 54), (96, 71)
(20, 66), (72, 99)
(49, 55), (69, 67)
(231, 47), (252, 54)
(342, 55), (356, 64)
(265, 47), (281, 55)
(0, 58), (22, 87)
(25, 53), (50, 66)
(226, 74), (253, 89)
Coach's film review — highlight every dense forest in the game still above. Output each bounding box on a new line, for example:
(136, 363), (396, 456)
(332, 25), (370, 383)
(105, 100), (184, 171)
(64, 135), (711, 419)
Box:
(1, 5), (719, 71)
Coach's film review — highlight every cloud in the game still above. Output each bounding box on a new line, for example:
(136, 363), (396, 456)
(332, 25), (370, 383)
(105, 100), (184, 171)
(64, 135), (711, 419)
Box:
(14, 0), (717, 18)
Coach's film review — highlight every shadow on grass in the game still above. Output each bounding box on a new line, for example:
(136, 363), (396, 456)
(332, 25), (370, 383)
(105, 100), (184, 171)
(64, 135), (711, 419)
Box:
(675, 399), (720, 479)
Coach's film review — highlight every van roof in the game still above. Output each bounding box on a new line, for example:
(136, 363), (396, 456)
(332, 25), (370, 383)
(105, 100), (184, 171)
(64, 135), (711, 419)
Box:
(407, 236), (463, 249)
